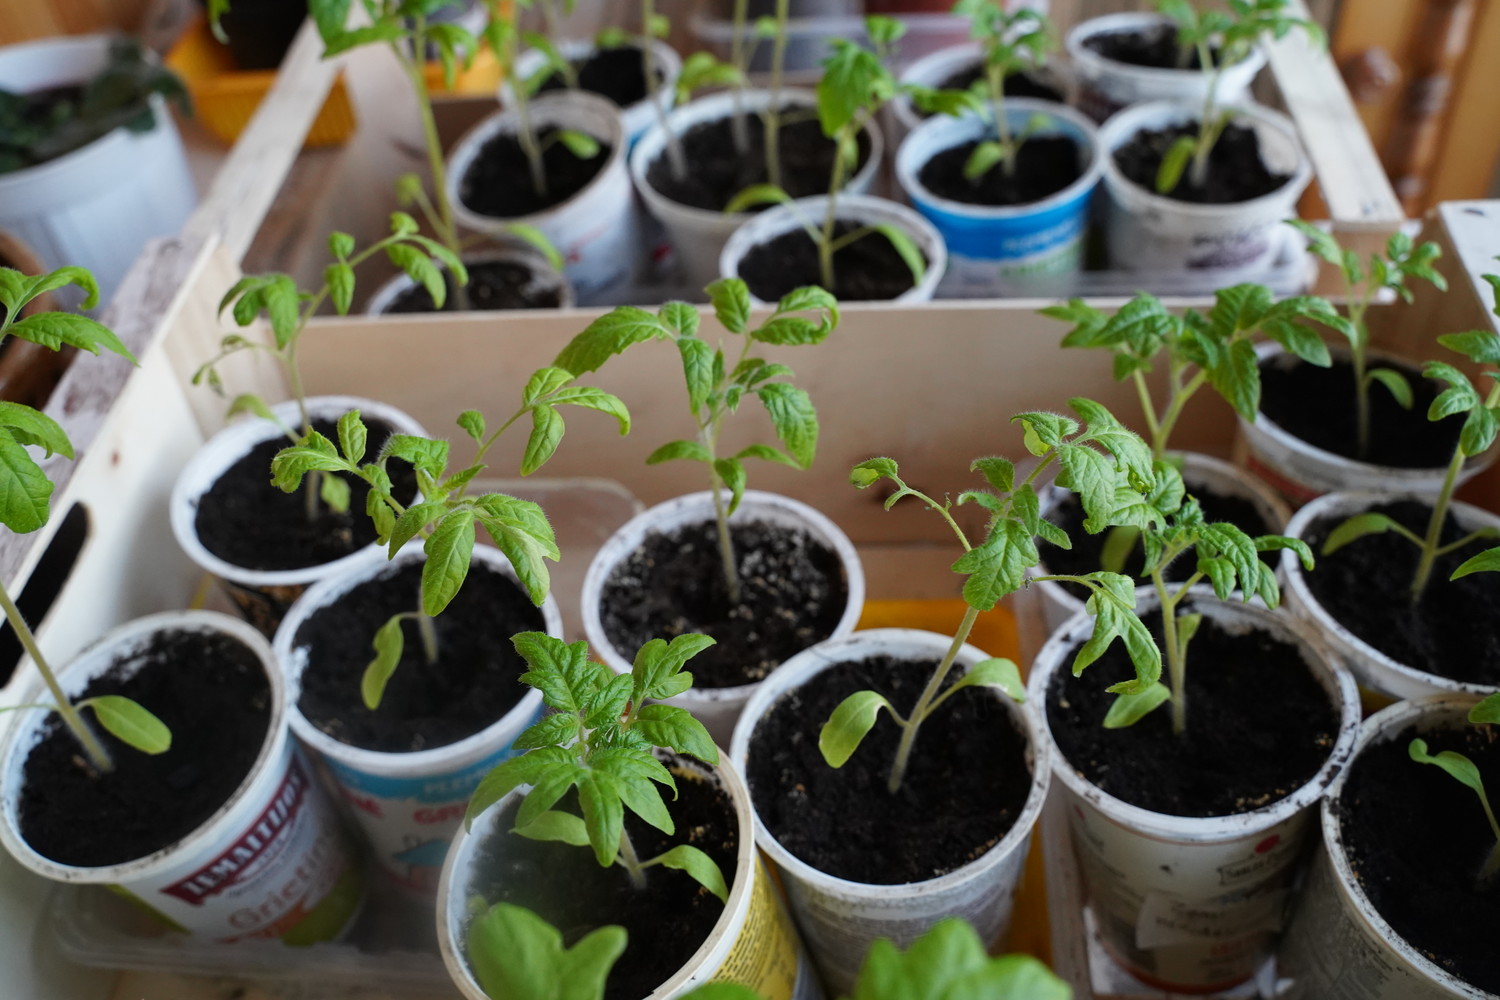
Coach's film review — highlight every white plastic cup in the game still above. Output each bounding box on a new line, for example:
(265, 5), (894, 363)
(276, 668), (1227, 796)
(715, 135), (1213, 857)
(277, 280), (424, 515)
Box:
(1065, 12), (1265, 123)
(730, 628), (1051, 997)
(719, 194), (946, 304)
(447, 90), (637, 306)
(170, 396), (428, 637)
(894, 99), (1102, 297)
(1028, 587), (1361, 992)
(1096, 101), (1311, 275)
(580, 490), (864, 749)
(0, 611), (362, 942)
(1281, 491), (1500, 702)
(889, 43), (1071, 148)
(363, 246), (575, 315)
(1276, 695), (1497, 1000)
(629, 88), (884, 291)
(508, 38), (682, 148)
(437, 754), (822, 1000)
(274, 544), (560, 895)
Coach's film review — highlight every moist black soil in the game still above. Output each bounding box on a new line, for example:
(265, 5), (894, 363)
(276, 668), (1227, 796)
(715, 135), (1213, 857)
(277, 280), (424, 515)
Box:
(644, 113), (872, 212)
(1258, 355), (1462, 467)
(293, 558), (544, 752)
(1335, 722), (1500, 994)
(1113, 122), (1290, 204)
(383, 260), (562, 312)
(599, 520), (847, 690)
(18, 628), (272, 867)
(1045, 606), (1338, 817)
(465, 764), (737, 1000)
(536, 45), (659, 108)
(917, 136), (1082, 206)
(1299, 500), (1500, 685)
(1082, 24), (1216, 70)
(745, 655), (1031, 884)
(923, 66), (1063, 111)
(738, 220), (922, 303)
(1, 85), (86, 171)
(194, 417), (417, 572)
(458, 128), (611, 218)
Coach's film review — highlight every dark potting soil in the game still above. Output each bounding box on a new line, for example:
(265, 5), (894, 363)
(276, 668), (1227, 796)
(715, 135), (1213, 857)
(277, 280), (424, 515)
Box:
(644, 113), (872, 212)
(18, 628), (272, 867)
(1257, 355), (1463, 468)
(466, 765), (737, 1000)
(599, 520), (847, 690)
(458, 128), (611, 219)
(737, 220), (922, 303)
(1081, 24), (1215, 70)
(194, 417), (417, 572)
(293, 558), (544, 752)
(917, 136), (1082, 207)
(1299, 500), (1500, 685)
(1335, 722), (1500, 995)
(383, 260), (563, 312)
(1045, 606), (1338, 817)
(1113, 122), (1290, 204)
(927, 66), (1064, 109)
(745, 655), (1031, 884)
(536, 45), (660, 108)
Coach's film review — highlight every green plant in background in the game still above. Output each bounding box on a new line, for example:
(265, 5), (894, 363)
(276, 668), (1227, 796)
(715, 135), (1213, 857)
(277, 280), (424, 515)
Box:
(553, 278), (837, 605)
(0, 267), (168, 770)
(944, 0), (1056, 184)
(850, 918), (1071, 1000)
(1287, 222), (1448, 459)
(1409, 694), (1500, 884)
(723, 0), (794, 187)
(465, 902), (626, 1000)
(822, 400), (1162, 793)
(1152, 0), (1322, 195)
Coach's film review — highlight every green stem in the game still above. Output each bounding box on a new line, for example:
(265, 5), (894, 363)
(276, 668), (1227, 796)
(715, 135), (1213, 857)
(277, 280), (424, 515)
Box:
(1154, 569), (1188, 736)
(764, 0), (789, 189)
(990, 67), (1016, 178)
(1153, 366), (1207, 459)
(818, 124), (856, 290)
(415, 610), (439, 665)
(1412, 447), (1467, 600)
(643, 0), (686, 179)
(617, 827), (647, 890)
(399, 37), (471, 312)
(730, 0), (749, 151)
(887, 604), (980, 793)
(1188, 45), (1220, 190)
(1132, 369), (1164, 459)
(1348, 292), (1371, 460)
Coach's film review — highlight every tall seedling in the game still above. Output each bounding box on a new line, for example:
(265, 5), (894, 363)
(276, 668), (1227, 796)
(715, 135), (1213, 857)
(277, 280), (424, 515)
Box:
(1409, 694), (1500, 884)
(945, 1), (1057, 184)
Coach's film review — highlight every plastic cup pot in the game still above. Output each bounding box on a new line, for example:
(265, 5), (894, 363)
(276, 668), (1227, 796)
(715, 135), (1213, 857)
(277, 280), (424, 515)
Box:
(1028, 587), (1361, 992)
(580, 490), (864, 749)
(730, 628), (1051, 996)
(170, 396), (428, 637)
(0, 611), (363, 942)
(363, 246), (575, 314)
(507, 38), (682, 148)
(888, 42), (1070, 147)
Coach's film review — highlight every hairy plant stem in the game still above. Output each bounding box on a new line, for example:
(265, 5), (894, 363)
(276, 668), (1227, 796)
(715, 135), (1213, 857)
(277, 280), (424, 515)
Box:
(1153, 567), (1191, 736)
(763, 0), (789, 189)
(988, 66), (1017, 178)
(617, 827), (648, 890)
(729, 0), (750, 151)
(701, 335), (755, 605)
(1346, 289), (1374, 460)
(643, 0), (687, 179)
(1187, 41), (1220, 190)
(1411, 447), (1469, 600)
(415, 609), (439, 665)
(1132, 357), (1207, 459)
(816, 121), (859, 290)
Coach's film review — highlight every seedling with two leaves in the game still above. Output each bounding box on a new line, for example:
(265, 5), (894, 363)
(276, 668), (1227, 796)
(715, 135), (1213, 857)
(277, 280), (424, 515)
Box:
(1408, 693), (1500, 885)
(720, 0), (794, 182)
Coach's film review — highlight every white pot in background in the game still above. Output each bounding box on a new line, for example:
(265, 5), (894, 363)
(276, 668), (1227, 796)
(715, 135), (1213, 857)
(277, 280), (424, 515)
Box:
(730, 628), (1050, 996)
(580, 490), (864, 749)
(1097, 100), (1310, 275)
(509, 38), (682, 147)
(363, 246), (575, 314)
(889, 42), (1070, 146)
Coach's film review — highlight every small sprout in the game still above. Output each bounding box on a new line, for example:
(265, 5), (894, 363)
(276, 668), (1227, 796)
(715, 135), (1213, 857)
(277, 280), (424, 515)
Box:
(1409, 733), (1500, 884)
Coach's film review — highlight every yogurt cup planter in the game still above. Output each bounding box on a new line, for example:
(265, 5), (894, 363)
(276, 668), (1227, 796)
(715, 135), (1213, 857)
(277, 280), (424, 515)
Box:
(630, 88), (883, 291)
(274, 544), (560, 895)
(1277, 695), (1500, 1000)
(719, 194), (946, 304)
(363, 245), (575, 314)
(0, 611), (362, 943)
(510, 38), (683, 147)
(1065, 12), (1265, 123)
(1029, 587), (1361, 992)
(889, 42), (1069, 146)
(729, 628), (1051, 996)
(895, 99), (1102, 297)
(1097, 100), (1311, 275)
(170, 396), (427, 637)
(1281, 491), (1500, 702)
(447, 90), (636, 306)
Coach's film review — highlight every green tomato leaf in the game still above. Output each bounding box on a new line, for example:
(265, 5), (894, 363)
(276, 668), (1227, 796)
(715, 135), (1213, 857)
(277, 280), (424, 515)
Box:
(714, 457), (747, 516)
(362, 615), (407, 709)
(1452, 546), (1500, 580)
(1103, 681), (1172, 729)
(871, 223), (927, 286)
(757, 382), (818, 468)
(513, 809), (591, 847)
(337, 409), (366, 464)
(947, 657), (1025, 702)
(953, 518), (1036, 611)
(819, 690), (897, 768)
(466, 903), (625, 1000)
(654, 844), (729, 903)
(646, 440), (712, 465)
(577, 770), (625, 867)
(1368, 366), (1413, 409)
(0, 402), (70, 458)
(678, 336), (715, 415)
(0, 430), (54, 534)
(513, 712), (581, 751)
(1155, 135), (1196, 194)
(706, 278), (751, 334)
(554, 307), (668, 375)
(513, 633), (601, 714)
(420, 510), (475, 616)
(634, 703), (718, 764)
(1321, 512), (1405, 555)
(80, 695), (171, 754)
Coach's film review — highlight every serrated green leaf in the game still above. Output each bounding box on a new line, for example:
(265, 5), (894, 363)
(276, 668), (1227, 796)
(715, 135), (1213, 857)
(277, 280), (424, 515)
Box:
(513, 712), (581, 750)
(577, 770), (625, 867)
(336, 409), (366, 464)
(8, 312), (136, 362)
(660, 301), (701, 340)
(420, 511), (475, 616)
(583, 673), (634, 729)
(1438, 330), (1500, 366)
(757, 382), (818, 468)
(678, 336), (715, 415)
(706, 278), (751, 334)
(953, 518), (1036, 610)
(513, 633), (597, 713)
(554, 307), (667, 375)
(635, 703), (718, 763)
(385, 434), (449, 479)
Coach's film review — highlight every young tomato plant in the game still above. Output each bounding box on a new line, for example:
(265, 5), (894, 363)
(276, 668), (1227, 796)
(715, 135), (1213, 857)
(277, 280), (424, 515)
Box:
(1287, 221), (1448, 459)
(465, 632), (728, 898)
(822, 399), (1163, 793)
(1152, 0), (1322, 195)
(465, 902), (626, 1000)
(1408, 694), (1500, 884)
(270, 368), (629, 709)
(0, 267), (168, 771)
(553, 278), (837, 604)
(852, 918), (1070, 1000)
(945, 1), (1056, 183)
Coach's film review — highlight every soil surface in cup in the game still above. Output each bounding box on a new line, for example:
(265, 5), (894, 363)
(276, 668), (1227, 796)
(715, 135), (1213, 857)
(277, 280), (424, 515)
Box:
(1081, 24), (1217, 69)
(459, 127), (612, 218)
(746, 654), (1031, 884)
(1258, 355), (1463, 468)
(921, 65), (1063, 114)
(2, 84), (91, 171)
(194, 417), (416, 572)
(382, 260), (563, 312)
(738, 220), (922, 302)
(1113, 122), (1289, 204)
(917, 135), (1082, 206)
(1300, 499), (1500, 685)
(1046, 606), (1338, 816)
(1335, 721), (1500, 994)
(645, 113), (872, 212)
(466, 766), (738, 1000)
(600, 519), (847, 689)
(18, 628), (272, 867)
(293, 558), (543, 751)
(536, 44), (661, 108)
